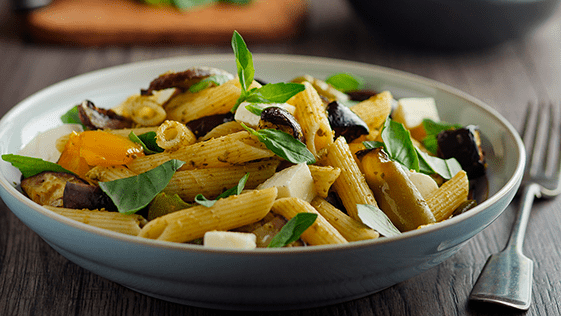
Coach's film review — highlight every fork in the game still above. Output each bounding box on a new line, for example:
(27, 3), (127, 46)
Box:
(469, 102), (561, 310)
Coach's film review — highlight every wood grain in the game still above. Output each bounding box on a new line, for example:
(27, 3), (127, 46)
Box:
(1, 0), (561, 315)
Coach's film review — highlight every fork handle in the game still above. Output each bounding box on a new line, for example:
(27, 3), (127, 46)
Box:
(504, 183), (541, 252)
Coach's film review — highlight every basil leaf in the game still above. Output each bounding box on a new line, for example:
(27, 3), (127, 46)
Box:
(422, 119), (462, 154)
(417, 149), (462, 180)
(231, 31), (254, 111)
(357, 204), (401, 237)
(147, 192), (192, 221)
(2, 154), (75, 178)
(245, 104), (264, 116)
(99, 159), (185, 214)
(194, 173), (249, 207)
(60, 106), (85, 128)
(173, 0), (214, 10)
(245, 83), (305, 104)
(188, 74), (233, 93)
(129, 131), (164, 154)
(267, 212), (318, 248)
(381, 118), (419, 172)
(242, 124), (316, 164)
(362, 141), (384, 150)
(325, 73), (363, 92)
(221, 0), (251, 4)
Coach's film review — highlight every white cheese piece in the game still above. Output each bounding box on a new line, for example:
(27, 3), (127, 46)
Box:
(256, 163), (315, 202)
(234, 102), (296, 128)
(18, 124), (83, 163)
(392, 97), (440, 129)
(405, 169), (439, 199)
(203, 231), (257, 249)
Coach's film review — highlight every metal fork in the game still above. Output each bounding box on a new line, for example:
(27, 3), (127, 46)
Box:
(469, 102), (561, 310)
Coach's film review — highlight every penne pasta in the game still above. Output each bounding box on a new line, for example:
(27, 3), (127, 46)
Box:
(199, 121), (245, 141)
(164, 159), (280, 201)
(85, 165), (137, 184)
(311, 197), (379, 241)
(349, 91), (393, 130)
(289, 81), (334, 158)
(126, 131), (275, 174)
(138, 187), (278, 243)
(271, 197), (348, 245)
(156, 120), (197, 150)
(45, 206), (147, 236)
(308, 165), (341, 198)
(426, 170), (469, 221)
(324, 136), (378, 221)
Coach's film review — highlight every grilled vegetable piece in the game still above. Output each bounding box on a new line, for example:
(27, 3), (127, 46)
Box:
(346, 89), (378, 102)
(437, 125), (486, 178)
(141, 67), (234, 95)
(63, 182), (117, 211)
(21, 171), (86, 207)
(185, 112), (234, 138)
(78, 100), (133, 130)
(326, 101), (369, 142)
(258, 106), (304, 142)
(358, 148), (436, 231)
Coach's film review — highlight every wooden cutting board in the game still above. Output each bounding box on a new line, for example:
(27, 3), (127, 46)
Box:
(23, 0), (308, 46)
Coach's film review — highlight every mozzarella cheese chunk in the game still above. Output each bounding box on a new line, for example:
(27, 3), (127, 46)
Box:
(405, 169), (439, 199)
(257, 163), (315, 202)
(234, 102), (296, 128)
(18, 124), (84, 163)
(392, 97), (440, 129)
(203, 231), (257, 249)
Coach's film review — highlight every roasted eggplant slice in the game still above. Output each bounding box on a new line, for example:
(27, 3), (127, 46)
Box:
(21, 172), (86, 207)
(346, 89), (378, 102)
(63, 182), (117, 211)
(185, 112), (235, 137)
(78, 100), (133, 130)
(326, 101), (369, 142)
(437, 125), (486, 178)
(141, 67), (234, 95)
(258, 107), (305, 142)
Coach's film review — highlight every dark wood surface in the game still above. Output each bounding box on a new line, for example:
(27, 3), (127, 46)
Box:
(1, 0), (561, 315)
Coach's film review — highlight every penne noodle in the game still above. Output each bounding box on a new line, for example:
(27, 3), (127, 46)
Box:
(199, 121), (245, 141)
(85, 165), (137, 184)
(324, 136), (378, 221)
(289, 81), (334, 158)
(311, 197), (379, 241)
(349, 91), (393, 130)
(126, 131), (275, 174)
(164, 159), (280, 201)
(105, 126), (158, 138)
(45, 206), (147, 236)
(156, 120), (197, 150)
(308, 165), (341, 198)
(164, 79), (260, 123)
(426, 170), (469, 221)
(138, 187), (278, 243)
(271, 197), (348, 246)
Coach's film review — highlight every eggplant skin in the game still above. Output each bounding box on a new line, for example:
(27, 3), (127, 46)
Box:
(259, 107), (305, 142)
(437, 125), (486, 179)
(185, 112), (234, 137)
(78, 100), (133, 130)
(326, 101), (369, 143)
(21, 172), (86, 207)
(63, 182), (117, 212)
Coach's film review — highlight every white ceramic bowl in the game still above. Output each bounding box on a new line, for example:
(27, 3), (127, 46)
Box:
(0, 54), (524, 311)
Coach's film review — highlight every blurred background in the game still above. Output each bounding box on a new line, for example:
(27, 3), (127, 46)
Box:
(1, 0), (561, 315)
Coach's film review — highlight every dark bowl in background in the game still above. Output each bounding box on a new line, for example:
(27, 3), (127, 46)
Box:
(347, 0), (560, 50)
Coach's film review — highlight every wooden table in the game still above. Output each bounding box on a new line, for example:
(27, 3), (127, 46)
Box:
(1, 0), (561, 315)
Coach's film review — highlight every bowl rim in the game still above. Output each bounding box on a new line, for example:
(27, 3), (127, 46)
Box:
(0, 53), (526, 255)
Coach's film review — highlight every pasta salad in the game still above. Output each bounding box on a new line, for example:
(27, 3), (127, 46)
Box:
(2, 31), (487, 249)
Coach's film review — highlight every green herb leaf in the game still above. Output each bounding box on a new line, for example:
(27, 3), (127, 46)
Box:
(188, 74), (233, 93)
(357, 204), (401, 237)
(147, 192), (192, 221)
(267, 212), (318, 248)
(325, 73), (363, 92)
(129, 131), (164, 154)
(422, 119), (462, 154)
(1, 154), (75, 178)
(362, 141), (384, 150)
(380, 118), (419, 172)
(245, 103), (264, 116)
(241, 123), (316, 164)
(416, 149), (462, 180)
(245, 83), (305, 104)
(231, 30), (254, 112)
(60, 106), (85, 128)
(99, 159), (185, 214)
(194, 173), (249, 207)
(173, 0), (214, 10)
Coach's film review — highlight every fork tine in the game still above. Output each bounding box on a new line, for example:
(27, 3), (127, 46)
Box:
(542, 102), (557, 176)
(527, 103), (544, 175)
